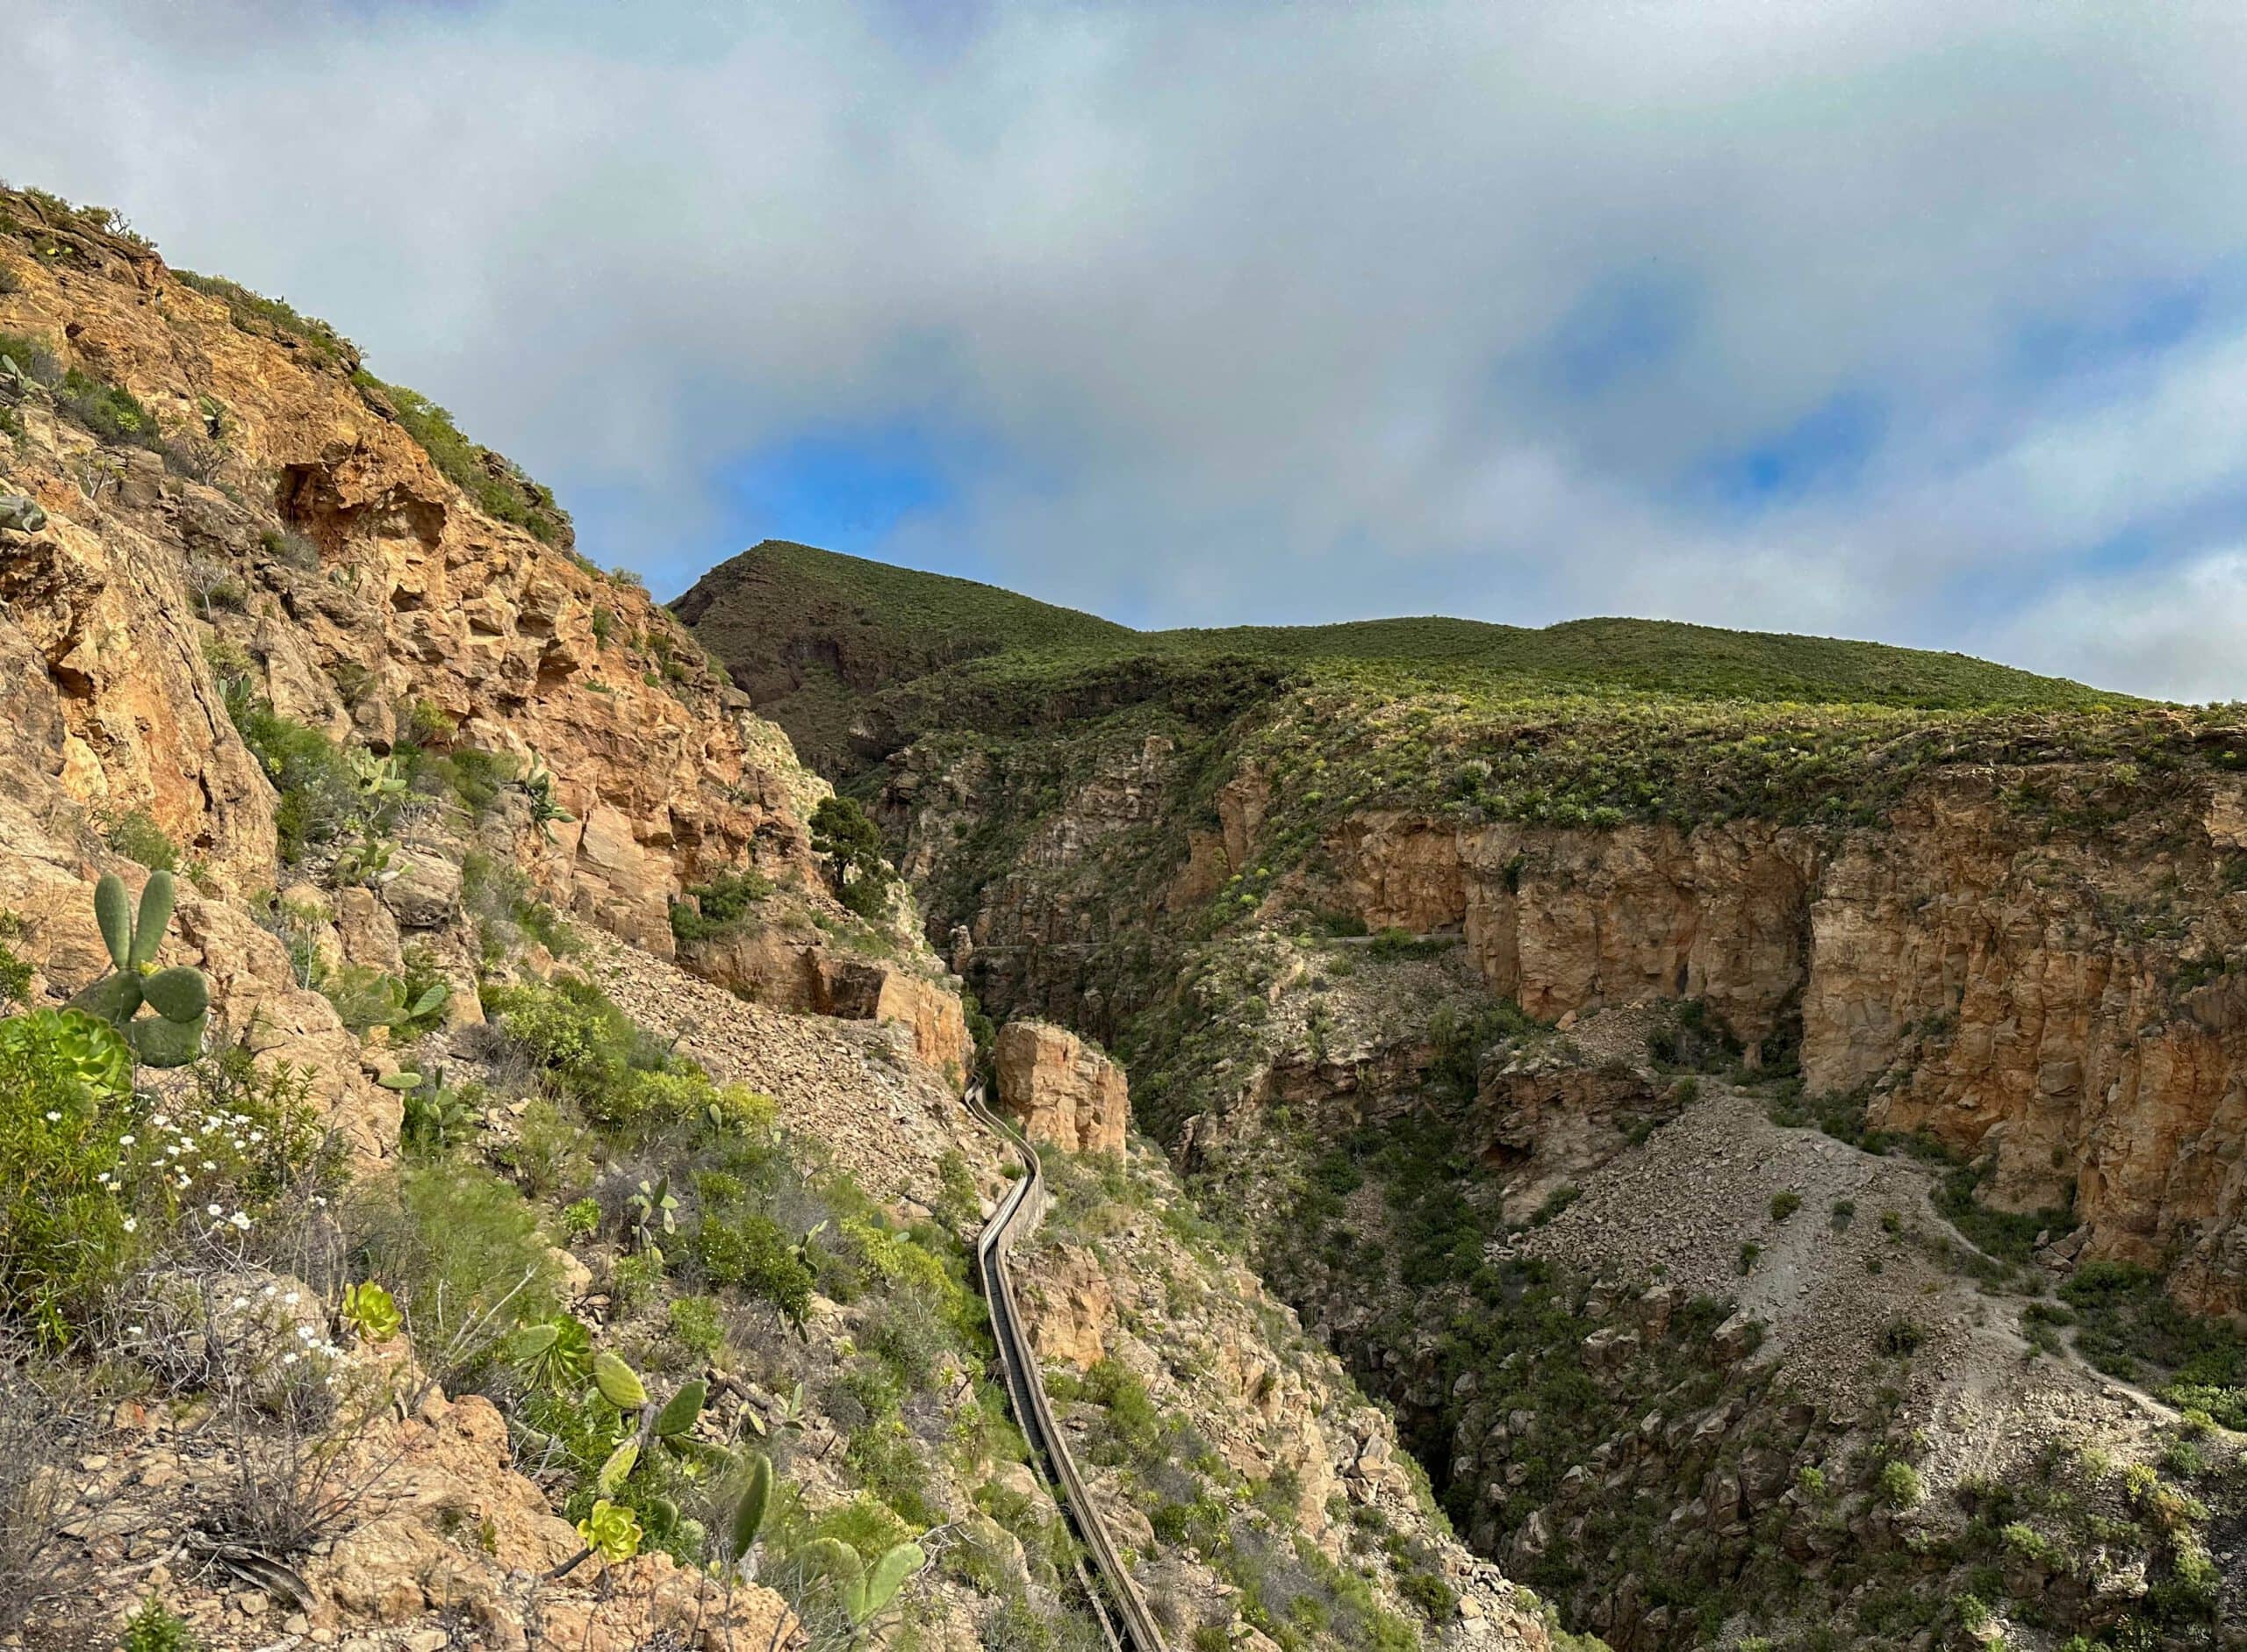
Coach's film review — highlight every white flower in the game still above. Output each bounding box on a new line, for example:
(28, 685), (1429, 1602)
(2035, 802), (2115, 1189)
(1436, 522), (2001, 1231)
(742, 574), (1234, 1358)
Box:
(42, 1110), (60, 1123)
(228, 1210), (252, 1231)
(232, 1296), (249, 1310)
(121, 1219), (138, 1234)
(126, 1324), (144, 1335)
(312, 1196), (327, 1208)
(96, 1173), (111, 1185)
(296, 1325), (316, 1341)
(206, 1203), (223, 1217)
(152, 1114), (168, 1127)
(249, 1131), (264, 1145)
(118, 1134), (135, 1146)
(262, 1285), (276, 1298)
(282, 1353), (298, 1365)
(200, 1160), (216, 1170)
(282, 1290), (299, 1305)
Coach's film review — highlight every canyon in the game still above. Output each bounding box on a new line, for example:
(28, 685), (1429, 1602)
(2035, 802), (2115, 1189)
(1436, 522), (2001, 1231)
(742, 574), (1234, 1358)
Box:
(680, 540), (2247, 1649)
(0, 188), (1516, 1652)
(3, 176), (2243, 1652)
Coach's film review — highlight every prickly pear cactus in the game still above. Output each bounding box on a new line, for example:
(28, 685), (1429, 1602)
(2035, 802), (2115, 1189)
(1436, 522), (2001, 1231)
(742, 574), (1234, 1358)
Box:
(63, 872), (210, 1068)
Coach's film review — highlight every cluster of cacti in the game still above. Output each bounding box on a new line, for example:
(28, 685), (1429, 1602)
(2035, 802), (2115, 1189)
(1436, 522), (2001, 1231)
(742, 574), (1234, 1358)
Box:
(0, 494), (47, 534)
(328, 836), (395, 887)
(65, 872), (209, 1068)
(800, 1533), (928, 1635)
(391, 1065), (478, 1153)
(347, 748), (409, 803)
(527, 1344), (925, 1631)
(625, 1175), (678, 1258)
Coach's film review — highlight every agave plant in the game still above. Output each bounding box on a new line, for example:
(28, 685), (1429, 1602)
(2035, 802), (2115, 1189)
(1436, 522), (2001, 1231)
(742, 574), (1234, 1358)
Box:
(508, 1314), (594, 1391)
(0, 1006), (133, 1097)
(65, 872), (209, 1067)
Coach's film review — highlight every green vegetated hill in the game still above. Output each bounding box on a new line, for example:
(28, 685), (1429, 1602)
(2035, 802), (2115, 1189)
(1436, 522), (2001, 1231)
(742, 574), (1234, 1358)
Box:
(678, 540), (2133, 777)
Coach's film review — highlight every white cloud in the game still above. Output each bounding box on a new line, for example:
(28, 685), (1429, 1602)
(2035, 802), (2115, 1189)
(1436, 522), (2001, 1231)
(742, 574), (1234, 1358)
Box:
(1992, 548), (2247, 702)
(11, 1), (2247, 691)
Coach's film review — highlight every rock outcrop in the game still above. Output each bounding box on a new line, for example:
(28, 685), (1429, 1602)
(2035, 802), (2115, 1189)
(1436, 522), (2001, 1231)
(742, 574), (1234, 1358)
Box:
(994, 1019), (1130, 1155)
(0, 185), (971, 1126)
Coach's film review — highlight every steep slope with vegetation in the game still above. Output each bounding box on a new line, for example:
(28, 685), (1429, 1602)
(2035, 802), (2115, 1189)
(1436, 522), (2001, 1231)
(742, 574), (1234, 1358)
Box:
(690, 543), (2247, 1651)
(675, 540), (2126, 777)
(0, 183), (1532, 1652)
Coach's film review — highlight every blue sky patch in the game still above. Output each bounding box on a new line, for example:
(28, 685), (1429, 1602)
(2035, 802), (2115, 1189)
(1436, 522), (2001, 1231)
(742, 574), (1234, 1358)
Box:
(1540, 271), (1696, 397)
(1700, 390), (1885, 510)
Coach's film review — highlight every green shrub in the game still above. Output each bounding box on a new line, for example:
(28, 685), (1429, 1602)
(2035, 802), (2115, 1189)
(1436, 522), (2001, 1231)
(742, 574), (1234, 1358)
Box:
(103, 811), (180, 873)
(0, 1011), (140, 1342)
(213, 670), (375, 865)
(480, 973), (672, 1129)
(55, 368), (156, 447)
(173, 269), (351, 368)
(670, 868), (773, 944)
(118, 1598), (199, 1652)
(1877, 1460), (1923, 1507)
(1881, 1316), (1928, 1356)
(347, 1162), (558, 1378)
(1768, 1190), (1801, 1223)
(611, 1250), (664, 1313)
(810, 796), (895, 916)
(0, 1024), (325, 1345)
(2060, 1259), (2247, 1404)
(687, 1210), (813, 1327)
(666, 1295), (725, 1363)
(0, 912), (30, 1009)
(460, 850), (575, 961)
(0, 329), (62, 386)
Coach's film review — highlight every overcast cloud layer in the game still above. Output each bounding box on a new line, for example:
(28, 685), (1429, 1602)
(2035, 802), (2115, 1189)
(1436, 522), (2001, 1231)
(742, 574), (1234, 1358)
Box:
(14, 1), (2247, 697)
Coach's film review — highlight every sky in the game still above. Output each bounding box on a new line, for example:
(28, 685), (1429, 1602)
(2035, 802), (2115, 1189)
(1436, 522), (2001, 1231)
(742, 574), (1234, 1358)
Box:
(12, 1), (2247, 699)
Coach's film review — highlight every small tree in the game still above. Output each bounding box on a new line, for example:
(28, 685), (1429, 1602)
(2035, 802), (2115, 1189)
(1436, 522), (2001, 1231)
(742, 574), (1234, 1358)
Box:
(809, 797), (894, 920)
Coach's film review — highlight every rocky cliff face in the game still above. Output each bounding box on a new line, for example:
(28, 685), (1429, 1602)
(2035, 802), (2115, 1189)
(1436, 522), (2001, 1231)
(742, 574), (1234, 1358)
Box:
(1324, 773), (2247, 1316)
(0, 196), (812, 945)
(882, 706), (2247, 1318)
(0, 186), (981, 1110)
(839, 679), (2247, 1648)
(993, 1019), (1130, 1155)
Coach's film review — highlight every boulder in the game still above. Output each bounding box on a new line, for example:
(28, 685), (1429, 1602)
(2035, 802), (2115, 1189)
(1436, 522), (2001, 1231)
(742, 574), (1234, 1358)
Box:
(993, 1020), (1129, 1155)
(381, 851), (462, 930)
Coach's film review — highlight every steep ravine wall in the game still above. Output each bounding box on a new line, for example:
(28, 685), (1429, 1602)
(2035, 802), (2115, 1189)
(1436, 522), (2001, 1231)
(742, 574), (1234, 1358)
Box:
(1329, 777), (2247, 1315)
(891, 733), (2247, 1318)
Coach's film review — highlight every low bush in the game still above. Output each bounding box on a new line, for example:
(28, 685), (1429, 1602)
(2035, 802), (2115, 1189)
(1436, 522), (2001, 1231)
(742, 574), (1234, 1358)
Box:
(669, 867), (773, 944)
(2060, 1260), (2247, 1419)
(54, 368), (157, 447)
(687, 1209), (814, 1328)
(346, 1162), (558, 1385)
(103, 810), (180, 873)
(1877, 1459), (1923, 1507)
